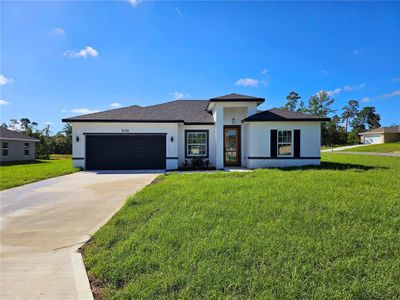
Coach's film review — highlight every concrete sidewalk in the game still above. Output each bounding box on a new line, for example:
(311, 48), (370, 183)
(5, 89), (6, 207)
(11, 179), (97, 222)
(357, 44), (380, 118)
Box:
(1, 171), (159, 300)
(321, 144), (369, 152)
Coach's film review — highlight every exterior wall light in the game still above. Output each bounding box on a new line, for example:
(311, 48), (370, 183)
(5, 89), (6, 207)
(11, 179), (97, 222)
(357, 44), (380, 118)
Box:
(232, 117), (236, 124)
(76, 136), (80, 142)
(171, 136), (174, 142)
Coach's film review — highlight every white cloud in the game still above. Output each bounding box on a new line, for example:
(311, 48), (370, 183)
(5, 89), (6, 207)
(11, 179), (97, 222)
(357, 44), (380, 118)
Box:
(52, 27), (64, 35)
(170, 91), (189, 99)
(128, 0), (141, 7)
(44, 121), (54, 125)
(326, 88), (342, 97)
(362, 97), (370, 103)
(65, 46), (98, 58)
(320, 69), (328, 75)
(324, 83), (366, 97)
(176, 7), (183, 17)
(235, 78), (259, 87)
(261, 69), (268, 75)
(353, 48), (364, 55)
(62, 108), (100, 114)
(0, 99), (10, 106)
(0, 74), (14, 85)
(110, 102), (122, 108)
(392, 77), (400, 82)
(379, 90), (400, 98)
(343, 83), (366, 92)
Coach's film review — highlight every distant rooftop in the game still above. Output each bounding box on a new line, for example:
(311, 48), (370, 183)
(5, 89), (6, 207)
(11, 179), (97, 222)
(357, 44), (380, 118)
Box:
(359, 126), (400, 135)
(0, 127), (40, 141)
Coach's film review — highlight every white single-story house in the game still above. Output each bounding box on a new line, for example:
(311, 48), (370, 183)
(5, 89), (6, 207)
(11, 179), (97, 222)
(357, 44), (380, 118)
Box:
(0, 127), (39, 162)
(359, 127), (400, 144)
(62, 93), (329, 170)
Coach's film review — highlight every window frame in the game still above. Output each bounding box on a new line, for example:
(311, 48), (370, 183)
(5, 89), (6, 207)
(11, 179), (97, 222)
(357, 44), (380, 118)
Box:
(2, 141), (9, 157)
(185, 130), (209, 158)
(24, 142), (30, 156)
(277, 130), (293, 157)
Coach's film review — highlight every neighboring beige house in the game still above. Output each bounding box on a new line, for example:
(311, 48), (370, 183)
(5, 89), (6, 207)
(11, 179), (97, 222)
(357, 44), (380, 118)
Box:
(0, 127), (39, 162)
(359, 127), (400, 144)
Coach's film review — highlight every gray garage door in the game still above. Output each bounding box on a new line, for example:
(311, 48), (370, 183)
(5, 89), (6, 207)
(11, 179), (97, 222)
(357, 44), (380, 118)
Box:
(85, 134), (166, 170)
(364, 135), (381, 144)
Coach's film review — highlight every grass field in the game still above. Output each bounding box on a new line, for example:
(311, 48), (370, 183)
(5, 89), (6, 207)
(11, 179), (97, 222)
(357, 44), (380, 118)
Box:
(0, 158), (79, 190)
(83, 153), (400, 299)
(345, 142), (400, 153)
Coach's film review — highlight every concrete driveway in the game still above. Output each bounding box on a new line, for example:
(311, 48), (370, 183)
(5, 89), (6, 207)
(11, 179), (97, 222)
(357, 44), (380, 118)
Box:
(0, 171), (160, 300)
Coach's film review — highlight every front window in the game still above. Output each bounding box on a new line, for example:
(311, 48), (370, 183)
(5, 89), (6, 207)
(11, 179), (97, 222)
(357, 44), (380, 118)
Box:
(186, 131), (208, 157)
(278, 130), (292, 156)
(24, 142), (29, 156)
(2, 142), (9, 157)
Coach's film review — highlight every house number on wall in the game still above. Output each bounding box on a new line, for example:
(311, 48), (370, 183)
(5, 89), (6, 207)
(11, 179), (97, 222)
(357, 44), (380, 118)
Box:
(121, 129), (129, 133)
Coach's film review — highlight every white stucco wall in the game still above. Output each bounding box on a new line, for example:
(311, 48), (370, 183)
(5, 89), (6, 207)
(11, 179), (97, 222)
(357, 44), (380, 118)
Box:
(71, 122), (179, 170)
(178, 124), (216, 168)
(244, 121), (322, 168)
(210, 102), (258, 169)
(223, 107), (247, 125)
(70, 113), (323, 170)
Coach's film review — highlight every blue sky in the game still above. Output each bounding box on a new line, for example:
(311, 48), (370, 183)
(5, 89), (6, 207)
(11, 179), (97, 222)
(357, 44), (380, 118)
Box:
(1, 1), (399, 132)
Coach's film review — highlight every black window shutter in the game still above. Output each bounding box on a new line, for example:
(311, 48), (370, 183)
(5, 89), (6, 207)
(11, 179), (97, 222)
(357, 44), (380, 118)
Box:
(294, 129), (301, 158)
(270, 129), (277, 157)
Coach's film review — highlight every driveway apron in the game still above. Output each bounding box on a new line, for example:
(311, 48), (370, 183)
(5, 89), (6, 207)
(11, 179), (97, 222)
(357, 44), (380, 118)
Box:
(0, 171), (160, 299)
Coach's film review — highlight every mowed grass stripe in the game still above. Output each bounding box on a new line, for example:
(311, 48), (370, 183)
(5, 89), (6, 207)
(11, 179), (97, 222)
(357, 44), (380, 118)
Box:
(83, 153), (400, 299)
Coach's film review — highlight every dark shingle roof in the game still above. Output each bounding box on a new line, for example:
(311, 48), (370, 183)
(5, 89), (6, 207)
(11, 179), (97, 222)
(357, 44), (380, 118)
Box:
(359, 127), (400, 135)
(62, 100), (215, 124)
(242, 108), (330, 122)
(0, 127), (40, 141)
(210, 93), (265, 102)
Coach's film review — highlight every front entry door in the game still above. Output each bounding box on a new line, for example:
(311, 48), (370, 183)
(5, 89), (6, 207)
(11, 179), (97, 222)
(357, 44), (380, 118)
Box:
(224, 127), (240, 166)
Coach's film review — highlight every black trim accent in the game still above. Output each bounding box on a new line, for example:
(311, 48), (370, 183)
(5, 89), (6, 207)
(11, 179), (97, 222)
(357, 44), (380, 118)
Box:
(294, 129), (300, 158)
(184, 129), (209, 158)
(72, 157), (84, 160)
(224, 125), (241, 167)
(270, 129), (277, 158)
(209, 99), (264, 103)
(62, 119), (185, 123)
(83, 133), (167, 136)
(248, 156), (321, 160)
(166, 157), (178, 159)
(184, 122), (215, 125)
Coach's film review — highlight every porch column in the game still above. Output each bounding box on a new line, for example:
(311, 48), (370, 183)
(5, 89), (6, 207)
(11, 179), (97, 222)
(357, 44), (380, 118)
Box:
(213, 106), (224, 169)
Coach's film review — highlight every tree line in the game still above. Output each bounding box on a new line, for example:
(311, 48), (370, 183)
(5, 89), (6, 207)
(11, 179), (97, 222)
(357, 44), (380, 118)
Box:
(0, 93), (392, 157)
(1, 119), (72, 159)
(283, 91), (383, 146)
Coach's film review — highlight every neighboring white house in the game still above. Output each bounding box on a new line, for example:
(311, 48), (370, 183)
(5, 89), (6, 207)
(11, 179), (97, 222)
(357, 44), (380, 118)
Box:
(0, 127), (39, 162)
(62, 93), (329, 170)
(359, 127), (400, 144)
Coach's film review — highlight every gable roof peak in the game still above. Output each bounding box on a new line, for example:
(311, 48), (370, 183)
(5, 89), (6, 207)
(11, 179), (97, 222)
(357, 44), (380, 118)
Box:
(210, 93), (265, 101)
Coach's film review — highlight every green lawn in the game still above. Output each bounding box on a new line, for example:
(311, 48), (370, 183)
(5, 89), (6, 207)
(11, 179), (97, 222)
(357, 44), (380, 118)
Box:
(345, 142), (400, 153)
(83, 154), (400, 299)
(0, 158), (79, 190)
